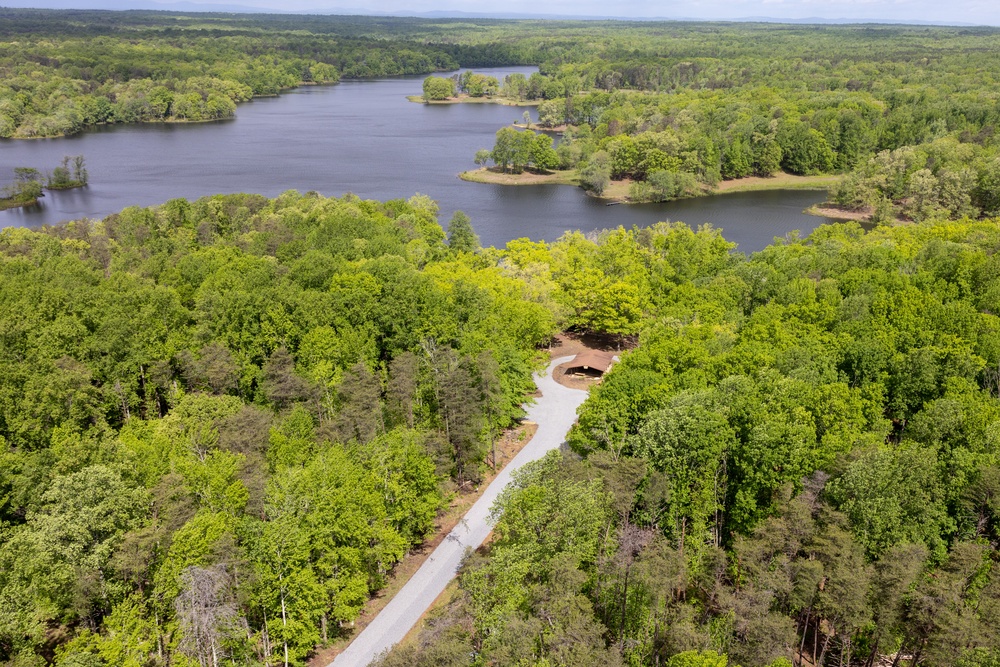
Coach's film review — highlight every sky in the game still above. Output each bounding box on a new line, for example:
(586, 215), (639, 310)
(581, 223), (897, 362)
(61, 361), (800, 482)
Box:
(315, 0), (999, 23)
(6, 0), (1000, 25)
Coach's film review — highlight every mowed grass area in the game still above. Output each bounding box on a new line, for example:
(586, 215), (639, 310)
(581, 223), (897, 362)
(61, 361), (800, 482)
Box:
(714, 172), (840, 193)
(459, 168), (839, 205)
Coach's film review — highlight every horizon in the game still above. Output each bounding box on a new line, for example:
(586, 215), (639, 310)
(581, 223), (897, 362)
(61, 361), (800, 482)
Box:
(2, 0), (999, 27)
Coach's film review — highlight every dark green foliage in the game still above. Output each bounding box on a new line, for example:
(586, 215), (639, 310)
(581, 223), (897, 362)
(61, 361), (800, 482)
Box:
(447, 211), (480, 254)
(0, 10), (484, 137)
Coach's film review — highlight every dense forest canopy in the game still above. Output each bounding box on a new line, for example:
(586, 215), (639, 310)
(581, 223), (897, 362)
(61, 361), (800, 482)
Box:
(2, 196), (1000, 667)
(379, 215), (1000, 667)
(0, 191), (555, 666)
(3, 10), (1000, 667)
(456, 21), (1000, 217)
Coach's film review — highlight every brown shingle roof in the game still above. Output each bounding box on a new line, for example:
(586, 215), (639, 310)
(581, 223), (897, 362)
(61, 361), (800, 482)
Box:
(565, 350), (617, 373)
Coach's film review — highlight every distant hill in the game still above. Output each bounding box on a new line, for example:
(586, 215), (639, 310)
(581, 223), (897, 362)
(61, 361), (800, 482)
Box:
(0, 0), (986, 26)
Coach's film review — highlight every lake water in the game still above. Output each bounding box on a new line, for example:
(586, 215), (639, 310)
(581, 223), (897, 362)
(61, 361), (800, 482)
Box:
(0, 66), (839, 253)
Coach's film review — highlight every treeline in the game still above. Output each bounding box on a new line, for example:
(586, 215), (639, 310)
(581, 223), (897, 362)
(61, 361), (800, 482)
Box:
(0, 191), (555, 665)
(831, 137), (1000, 222)
(0, 10), (479, 138)
(463, 24), (1000, 206)
(381, 217), (1000, 667)
(528, 82), (1000, 205)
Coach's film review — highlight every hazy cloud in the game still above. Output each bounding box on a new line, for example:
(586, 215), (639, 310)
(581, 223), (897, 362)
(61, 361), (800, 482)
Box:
(10, 0), (1000, 24)
(263, 0), (1000, 23)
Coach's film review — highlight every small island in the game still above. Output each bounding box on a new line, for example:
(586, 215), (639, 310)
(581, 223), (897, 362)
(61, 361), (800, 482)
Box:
(1, 155), (88, 210)
(409, 71), (545, 106)
(459, 122), (852, 211)
(462, 165), (838, 205)
(460, 125), (841, 210)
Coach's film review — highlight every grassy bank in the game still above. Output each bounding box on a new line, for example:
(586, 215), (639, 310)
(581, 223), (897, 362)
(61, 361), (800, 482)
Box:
(715, 172), (840, 193)
(0, 196), (40, 211)
(459, 167), (579, 186)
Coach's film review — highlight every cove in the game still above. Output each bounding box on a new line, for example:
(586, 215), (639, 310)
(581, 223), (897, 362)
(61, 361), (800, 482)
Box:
(0, 66), (841, 253)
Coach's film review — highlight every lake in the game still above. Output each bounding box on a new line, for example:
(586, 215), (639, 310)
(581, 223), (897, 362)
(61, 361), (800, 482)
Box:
(0, 66), (840, 253)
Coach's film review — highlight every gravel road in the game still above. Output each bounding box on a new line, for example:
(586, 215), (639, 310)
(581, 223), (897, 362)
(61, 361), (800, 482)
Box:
(329, 355), (588, 666)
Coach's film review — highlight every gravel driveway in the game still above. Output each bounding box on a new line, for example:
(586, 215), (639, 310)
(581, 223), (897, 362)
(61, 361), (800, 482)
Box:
(329, 355), (588, 666)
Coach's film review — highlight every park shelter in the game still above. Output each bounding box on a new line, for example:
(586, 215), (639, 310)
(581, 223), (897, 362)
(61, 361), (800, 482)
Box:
(564, 350), (618, 377)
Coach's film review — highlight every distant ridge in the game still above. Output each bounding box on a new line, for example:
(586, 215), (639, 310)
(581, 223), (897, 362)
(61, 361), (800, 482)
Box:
(1, 0), (277, 11)
(0, 1), (989, 27)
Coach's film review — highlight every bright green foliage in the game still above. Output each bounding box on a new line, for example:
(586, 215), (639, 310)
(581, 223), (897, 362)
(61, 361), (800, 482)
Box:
(530, 133), (560, 171)
(0, 191), (554, 664)
(490, 127), (536, 173)
(460, 453), (619, 667)
(633, 397), (736, 555)
(579, 150), (612, 194)
(457, 71), (499, 97)
(397, 217), (1000, 666)
(825, 447), (953, 559)
(422, 75), (455, 101)
(666, 651), (727, 667)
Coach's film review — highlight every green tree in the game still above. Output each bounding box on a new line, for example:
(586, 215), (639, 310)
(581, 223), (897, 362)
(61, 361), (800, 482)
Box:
(530, 133), (559, 171)
(422, 76), (455, 101)
(447, 211), (480, 253)
(580, 151), (612, 195)
(633, 396), (736, 554)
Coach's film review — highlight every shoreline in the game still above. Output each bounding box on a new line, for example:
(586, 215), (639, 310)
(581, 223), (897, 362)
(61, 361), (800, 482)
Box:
(460, 167), (579, 186)
(407, 93), (539, 106)
(4, 79), (339, 141)
(2, 182), (84, 209)
(460, 167), (841, 206)
(0, 196), (41, 211)
(806, 204), (873, 222)
(806, 203), (910, 225)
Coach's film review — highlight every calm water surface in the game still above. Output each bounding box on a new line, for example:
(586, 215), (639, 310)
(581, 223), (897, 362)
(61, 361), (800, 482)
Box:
(0, 66), (838, 253)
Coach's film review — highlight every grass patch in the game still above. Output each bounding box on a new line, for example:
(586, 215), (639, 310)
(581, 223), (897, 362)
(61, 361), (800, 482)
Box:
(714, 172), (840, 193)
(459, 167), (579, 186)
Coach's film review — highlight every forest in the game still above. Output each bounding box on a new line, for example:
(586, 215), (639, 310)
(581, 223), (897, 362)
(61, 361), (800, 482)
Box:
(463, 24), (1000, 216)
(379, 216), (1000, 667)
(2, 196), (1000, 667)
(2, 9), (1000, 667)
(0, 191), (554, 666)
(0, 10), (471, 137)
